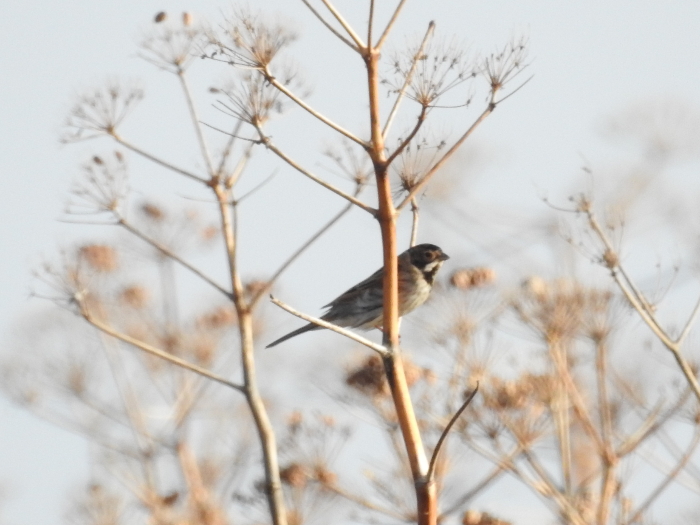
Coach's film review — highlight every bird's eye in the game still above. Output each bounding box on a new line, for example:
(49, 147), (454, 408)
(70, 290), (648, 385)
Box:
(425, 250), (436, 261)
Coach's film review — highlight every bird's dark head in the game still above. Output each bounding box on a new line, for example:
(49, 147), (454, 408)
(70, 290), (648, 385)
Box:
(408, 244), (449, 272)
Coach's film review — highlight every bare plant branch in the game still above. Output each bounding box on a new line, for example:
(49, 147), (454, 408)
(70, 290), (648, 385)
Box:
(626, 429), (700, 524)
(385, 105), (428, 166)
(409, 198), (419, 247)
(269, 295), (389, 356)
(112, 134), (207, 183)
(375, 0), (410, 50)
(255, 127), (376, 214)
(677, 293), (700, 345)
(300, 0), (358, 51)
(117, 217), (231, 299)
(382, 21), (435, 140)
(396, 98), (496, 212)
(582, 202), (700, 402)
(319, 0), (366, 49)
(77, 301), (243, 392)
(427, 385), (478, 481)
(178, 70), (215, 176)
(262, 67), (367, 146)
(251, 195), (358, 307)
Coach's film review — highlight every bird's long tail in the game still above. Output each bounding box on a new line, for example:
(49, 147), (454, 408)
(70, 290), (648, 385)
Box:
(265, 322), (321, 348)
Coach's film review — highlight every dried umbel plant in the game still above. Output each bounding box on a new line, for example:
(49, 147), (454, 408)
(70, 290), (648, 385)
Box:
(387, 37), (477, 107)
(393, 134), (448, 195)
(67, 151), (128, 217)
(323, 140), (373, 187)
(215, 71), (288, 126)
(139, 21), (206, 72)
(62, 81), (144, 141)
(210, 8), (297, 69)
(480, 37), (528, 93)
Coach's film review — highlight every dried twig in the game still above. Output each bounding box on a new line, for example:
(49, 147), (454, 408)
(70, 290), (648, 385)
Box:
(269, 296), (389, 356)
(427, 385), (478, 481)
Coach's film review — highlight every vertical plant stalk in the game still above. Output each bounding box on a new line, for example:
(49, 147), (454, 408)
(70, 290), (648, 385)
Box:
(214, 186), (287, 525)
(595, 337), (618, 525)
(365, 47), (436, 524)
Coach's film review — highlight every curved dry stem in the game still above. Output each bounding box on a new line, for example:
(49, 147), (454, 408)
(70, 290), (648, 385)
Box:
(385, 105), (428, 166)
(427, 385), (478, 481)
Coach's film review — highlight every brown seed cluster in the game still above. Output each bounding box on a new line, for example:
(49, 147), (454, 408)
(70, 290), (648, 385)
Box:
(79, 245), (118, 272)
(450, 267), (497, 290)
(462, 510), (511, 525)
(119, 285), (149, 309)
(197, 306), (237, 329)
(346, 356), (387, 396)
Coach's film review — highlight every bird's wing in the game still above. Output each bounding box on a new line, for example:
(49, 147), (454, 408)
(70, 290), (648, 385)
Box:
(323, 266), (383, 310)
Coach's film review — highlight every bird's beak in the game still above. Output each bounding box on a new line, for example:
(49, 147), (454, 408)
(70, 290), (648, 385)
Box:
(438, 252), (450, 261)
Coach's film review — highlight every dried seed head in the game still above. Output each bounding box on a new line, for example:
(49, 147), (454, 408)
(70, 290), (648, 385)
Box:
(119, 285), (149, 309)
(154, 11), (167, 23)
(182, 12), (193, 26)
(140, 203), (165, 221)
(313, 465), (337, 487)
(450, 267), (496, 289)
(197, 306), (237, 329)
(602, 249), (619, 269)
(287, 411), (303, 430)
(79, 245), (118, 272)
(280, 463), (308, 488)
(346, 355), (387, 396)
(192, 338), (216, 365)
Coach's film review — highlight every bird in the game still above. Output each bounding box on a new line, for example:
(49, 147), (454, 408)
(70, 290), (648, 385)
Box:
(266, 243), (449, 348)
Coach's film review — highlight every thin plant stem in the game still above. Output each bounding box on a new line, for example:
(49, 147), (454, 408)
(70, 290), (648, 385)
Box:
(300, 0), (358, 51)
(375, 0), (410, 50)
(626, 429), (700, 524)
(78, 302), (244, 392)
(250, 195), (358, 307)
(584, 206), (700, 402)
(214, 187), (287, 525)
(396, 96), (496, 212)
(409, 198), (419, 247)
(269, 296), (389, 356)
(319, 0), (366, 49)
(427, 385), (478, 481)
(385, 105), (428, 166)
(117, 217), (231, 299)
(178, 70), (215, 176)
(255, 127), (376, 214)
(263, 68), (366, 146)
(382, 21), (435, 140)
(112, 134), (207, 184)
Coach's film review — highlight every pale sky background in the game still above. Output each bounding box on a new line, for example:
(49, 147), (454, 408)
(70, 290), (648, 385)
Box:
(2, 1), (700, 524)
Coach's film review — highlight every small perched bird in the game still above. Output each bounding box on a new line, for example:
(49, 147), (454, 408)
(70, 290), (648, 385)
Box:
(266, 243), (449, 348)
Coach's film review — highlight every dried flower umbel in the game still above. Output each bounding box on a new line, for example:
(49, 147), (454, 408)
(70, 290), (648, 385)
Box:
(387, 38), (477, 107)
(63, 82), (144, 141)
(67, 151), (128, 217)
